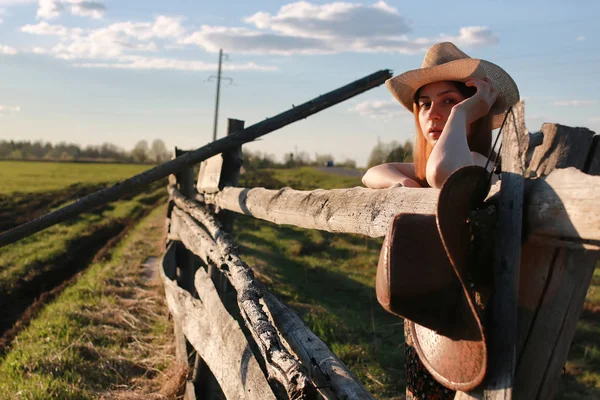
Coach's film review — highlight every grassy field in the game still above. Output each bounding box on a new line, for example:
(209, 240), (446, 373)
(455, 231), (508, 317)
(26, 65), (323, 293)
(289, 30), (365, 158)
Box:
(0, 160), (149, 194)
(0, 160), (165, 300)
(0, 163), (597, 399)
(0, 206), (175, 399)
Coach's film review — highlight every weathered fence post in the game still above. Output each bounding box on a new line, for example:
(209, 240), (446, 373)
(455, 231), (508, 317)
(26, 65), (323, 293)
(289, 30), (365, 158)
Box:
(218, 118), (245, 233)
(192, 122), (244, 399)
(512, 123), (599, 399)
(169, 148), (198, 400)
(197, 118), (245, 296)
(175, 147), (198, 296)
(483, 104), (528, 399)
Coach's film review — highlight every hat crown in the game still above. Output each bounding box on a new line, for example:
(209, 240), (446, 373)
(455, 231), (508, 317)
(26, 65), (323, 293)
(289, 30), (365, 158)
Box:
(421, 42), (470, 68)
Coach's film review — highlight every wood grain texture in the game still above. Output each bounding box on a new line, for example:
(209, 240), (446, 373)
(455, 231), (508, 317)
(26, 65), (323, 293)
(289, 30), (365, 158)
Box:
(262, 291), (375, 400)
(170, 206), (316, 399)
(523, 167), (600, 243)
(528, 124), (595, 177)
(197, 154), (224, 194)
(160, 243), (277, 400)
(512, 122), (600, 399)
(199, 170), (600, 242)
(206, 185), (440, 238)
(483, 102), (527, 400)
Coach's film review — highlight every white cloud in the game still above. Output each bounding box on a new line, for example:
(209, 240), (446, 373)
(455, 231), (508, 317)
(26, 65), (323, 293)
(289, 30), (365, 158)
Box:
(588, 116), (600, 123)
(244, 1), (408, 40)
(0, 44), (17, 54)
(0, 0), (34, 4)
(182, 1), (498, 55)
(21, 18), (186, 61)
(74, 55), (278, 71)
(577, 36), (585, 41)
(0, 9), (5, 24)
(440, 26), (499, 47)
(37, 0), (105, 20)
(20, 16), (277, 71)
(0, 105), (21, 113)
(553, 99), (597, 107)
(21, 21), (82, 36)
(349, 99), (410, 120)
(31, 46), (48, 54)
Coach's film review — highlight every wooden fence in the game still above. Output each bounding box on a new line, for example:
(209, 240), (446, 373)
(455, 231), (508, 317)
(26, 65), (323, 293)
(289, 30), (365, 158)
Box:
(161, 101), (600, 399)
(0, 68), (598, 399)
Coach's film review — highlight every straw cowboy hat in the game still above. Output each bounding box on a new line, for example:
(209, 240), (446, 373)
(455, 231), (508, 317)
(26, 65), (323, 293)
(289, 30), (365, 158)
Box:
(385, 41), (520, 129)
(376, 166), (491, 391)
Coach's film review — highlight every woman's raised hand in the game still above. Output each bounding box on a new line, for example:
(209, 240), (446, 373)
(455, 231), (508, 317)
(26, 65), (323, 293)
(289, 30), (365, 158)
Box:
(454, 78), (498, 124)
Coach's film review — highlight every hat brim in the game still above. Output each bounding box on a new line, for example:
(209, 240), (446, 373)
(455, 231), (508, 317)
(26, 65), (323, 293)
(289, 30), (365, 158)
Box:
(385, 58), (519, 129)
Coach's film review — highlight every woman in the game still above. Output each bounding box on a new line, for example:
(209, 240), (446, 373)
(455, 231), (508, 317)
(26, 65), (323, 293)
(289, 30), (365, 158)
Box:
(363, 42), (519, 399)
(362, 42), (519, 190)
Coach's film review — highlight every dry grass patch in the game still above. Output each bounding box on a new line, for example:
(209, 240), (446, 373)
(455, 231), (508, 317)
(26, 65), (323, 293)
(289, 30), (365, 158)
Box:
(0, 206), (185, 399)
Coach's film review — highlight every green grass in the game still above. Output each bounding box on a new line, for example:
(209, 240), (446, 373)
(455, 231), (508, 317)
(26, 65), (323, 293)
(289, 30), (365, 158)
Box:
(1, 164), (596, 399)
(270, 166), (363, 190)
(0, 183), (166, 295)
(558, 262), (600, 399)
(0, 206), (173, 399)
(0, 161), (149, 194)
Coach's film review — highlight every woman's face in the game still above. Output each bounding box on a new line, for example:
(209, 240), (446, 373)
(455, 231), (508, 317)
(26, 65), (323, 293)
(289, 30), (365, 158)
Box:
(416, 81), (469, 146)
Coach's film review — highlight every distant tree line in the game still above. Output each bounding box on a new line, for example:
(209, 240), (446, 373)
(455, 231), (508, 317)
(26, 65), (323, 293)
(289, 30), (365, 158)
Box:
(243, 150), (358, 170)
(367, 139), (413, 168)
(0, 139), (172, 164)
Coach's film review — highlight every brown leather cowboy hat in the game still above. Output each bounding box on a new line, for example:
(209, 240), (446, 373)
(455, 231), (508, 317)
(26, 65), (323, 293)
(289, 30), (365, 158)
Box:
(385, 41), (519, 129)
(376, 166), (491, 391)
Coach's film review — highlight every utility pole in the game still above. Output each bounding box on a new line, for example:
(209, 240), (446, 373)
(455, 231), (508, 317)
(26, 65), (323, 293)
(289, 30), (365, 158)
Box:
(210, 49), (233, 142)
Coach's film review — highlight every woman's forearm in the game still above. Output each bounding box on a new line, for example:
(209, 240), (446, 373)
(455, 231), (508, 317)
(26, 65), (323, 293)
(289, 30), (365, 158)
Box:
(362, 163), (420, 188)
(426, 108), (474, 188)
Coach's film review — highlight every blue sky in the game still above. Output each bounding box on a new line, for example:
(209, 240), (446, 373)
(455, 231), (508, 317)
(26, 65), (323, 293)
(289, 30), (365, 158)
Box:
(0, 0), (598, 167)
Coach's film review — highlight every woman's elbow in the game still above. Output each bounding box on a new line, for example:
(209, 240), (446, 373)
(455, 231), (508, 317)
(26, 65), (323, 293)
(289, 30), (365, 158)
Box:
(425, 162), (451, 189)
(425, 169), (444, 189)
(361, 167), (378, 188)
(362, 164), (390, 188)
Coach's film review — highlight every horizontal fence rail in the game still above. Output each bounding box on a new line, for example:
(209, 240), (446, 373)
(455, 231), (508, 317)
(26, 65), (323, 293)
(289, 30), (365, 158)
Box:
(199, 168), (600, 244)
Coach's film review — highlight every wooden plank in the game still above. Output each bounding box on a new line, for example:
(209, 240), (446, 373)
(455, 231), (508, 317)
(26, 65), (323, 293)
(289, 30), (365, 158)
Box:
(584, 134), (600, 175)
(483, 102), (528, 399)
(0, 69), (392, 248)
(535, 252), (598, 399)
(524, 167), (600, 243)
(514, 242), (557, 359)
(262, 291), (375, 400)
(515, 249), (598, 399)
(199, 167), (600, 242)
(512, 123), (600, 399)
(528, 124), (595, 177)
(197, 154), (224, 194)
(160, 243), (277, 400)
(218, 118), (245, 234)
(206, 185), (439, 238)
(169, 207), (316, 399)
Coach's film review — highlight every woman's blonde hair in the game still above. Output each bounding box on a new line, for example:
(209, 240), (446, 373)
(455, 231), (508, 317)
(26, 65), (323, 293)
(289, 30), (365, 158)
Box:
(412, 81), (493, 183)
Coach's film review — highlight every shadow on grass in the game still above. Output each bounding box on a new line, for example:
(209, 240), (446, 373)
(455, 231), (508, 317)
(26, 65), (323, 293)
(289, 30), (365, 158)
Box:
(233, 215), (405, 397)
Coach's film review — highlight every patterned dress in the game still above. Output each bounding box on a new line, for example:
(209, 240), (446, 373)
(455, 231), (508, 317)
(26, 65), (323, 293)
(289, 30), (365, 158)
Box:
(405, 321), (455, 400)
